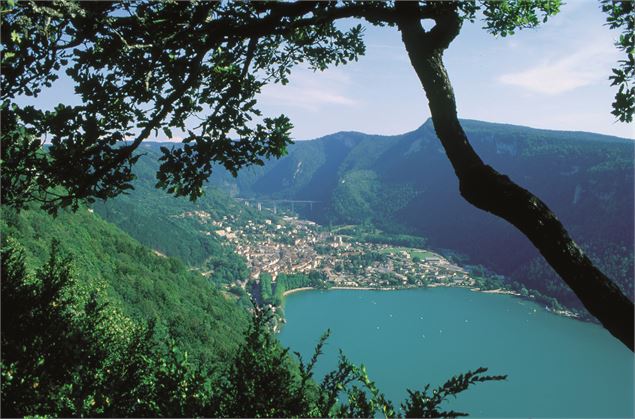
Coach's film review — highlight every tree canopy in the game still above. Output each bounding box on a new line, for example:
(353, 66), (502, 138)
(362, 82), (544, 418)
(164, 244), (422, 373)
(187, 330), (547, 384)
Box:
(2, 1), (366, 211)
(2, 1), (633, 349)
(2, 1), (632, 210)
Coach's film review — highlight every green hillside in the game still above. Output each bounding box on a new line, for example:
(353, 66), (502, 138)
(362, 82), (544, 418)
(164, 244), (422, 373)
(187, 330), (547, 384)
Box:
(1, 205), (248, 367)
(91, 143), (282, 286)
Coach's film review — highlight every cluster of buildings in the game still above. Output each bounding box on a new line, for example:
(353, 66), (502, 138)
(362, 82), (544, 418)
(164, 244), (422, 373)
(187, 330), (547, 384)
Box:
(208, 212), (477, 291)
(217, 215), (329, 280)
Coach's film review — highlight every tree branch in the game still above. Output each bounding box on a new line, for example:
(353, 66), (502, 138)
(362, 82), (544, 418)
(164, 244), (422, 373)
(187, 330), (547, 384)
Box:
(396, 5), (634, 351)
(88, 2), (409, 183)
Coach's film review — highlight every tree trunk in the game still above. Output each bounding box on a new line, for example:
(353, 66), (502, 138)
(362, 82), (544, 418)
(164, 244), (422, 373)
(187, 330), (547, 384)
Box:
(396, 10), (634, 351)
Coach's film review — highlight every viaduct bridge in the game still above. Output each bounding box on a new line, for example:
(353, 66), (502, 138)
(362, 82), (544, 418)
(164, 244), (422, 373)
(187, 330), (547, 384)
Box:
(235, 198), (322, 214)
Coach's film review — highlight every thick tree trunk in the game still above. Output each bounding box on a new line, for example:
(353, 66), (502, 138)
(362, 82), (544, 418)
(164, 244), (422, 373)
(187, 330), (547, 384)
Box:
(396, 8), (634, 351)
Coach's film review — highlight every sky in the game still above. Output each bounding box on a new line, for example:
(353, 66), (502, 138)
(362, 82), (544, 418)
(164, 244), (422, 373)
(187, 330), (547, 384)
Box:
(18, 1), (634, 141)
(257, 1), (634, 140)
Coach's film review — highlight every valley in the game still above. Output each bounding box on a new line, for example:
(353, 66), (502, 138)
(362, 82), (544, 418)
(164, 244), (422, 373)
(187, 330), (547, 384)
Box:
(3, 119), (630, 417)
(220, 119), (634, 315)
(5, 1), (634, 416)
(183, 207), (579, 320)
(91, 125), (625, 322)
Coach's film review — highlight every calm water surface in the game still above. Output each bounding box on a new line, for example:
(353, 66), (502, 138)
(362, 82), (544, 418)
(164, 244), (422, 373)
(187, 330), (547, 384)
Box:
(278, 287), (634, 418)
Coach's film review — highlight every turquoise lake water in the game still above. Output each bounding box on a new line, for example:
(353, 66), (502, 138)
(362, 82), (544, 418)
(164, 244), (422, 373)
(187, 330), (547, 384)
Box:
(278, 287), (634, 418)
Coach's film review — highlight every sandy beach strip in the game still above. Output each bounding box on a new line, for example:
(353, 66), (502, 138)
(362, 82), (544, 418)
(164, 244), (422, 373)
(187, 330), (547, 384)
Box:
(281, 284), (520, 297)
(479, 288), (521, 296)
(282, 285), (393, 297)
(282, 287), (315, 297)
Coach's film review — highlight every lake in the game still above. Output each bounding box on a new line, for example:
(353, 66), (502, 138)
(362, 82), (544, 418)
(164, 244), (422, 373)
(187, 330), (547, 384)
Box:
(278, 287), (634, 417)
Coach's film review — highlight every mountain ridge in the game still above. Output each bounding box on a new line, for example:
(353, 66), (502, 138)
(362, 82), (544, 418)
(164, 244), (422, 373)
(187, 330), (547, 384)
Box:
(202, 118), (634, 312)
(290, 118), (633, 145)
(114, 119), (633, 315)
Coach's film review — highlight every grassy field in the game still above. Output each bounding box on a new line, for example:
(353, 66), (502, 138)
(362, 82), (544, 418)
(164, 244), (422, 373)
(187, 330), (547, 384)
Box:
(377, 247), (439, 260)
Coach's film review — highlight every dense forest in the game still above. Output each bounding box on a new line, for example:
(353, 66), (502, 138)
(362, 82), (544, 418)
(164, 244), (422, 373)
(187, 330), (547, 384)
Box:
(1, 204), (249, 367)
(258, 271), (329, 307)
(219, 119), (634, 313)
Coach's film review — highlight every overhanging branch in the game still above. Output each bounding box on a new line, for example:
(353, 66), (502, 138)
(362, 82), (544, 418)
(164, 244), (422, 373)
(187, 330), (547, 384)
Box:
(396, 8), (634, 351)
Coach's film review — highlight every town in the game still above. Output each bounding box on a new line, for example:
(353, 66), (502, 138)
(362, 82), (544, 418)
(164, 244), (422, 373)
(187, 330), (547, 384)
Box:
(209, 212), (493, 293)
(174, 206), (582, 320)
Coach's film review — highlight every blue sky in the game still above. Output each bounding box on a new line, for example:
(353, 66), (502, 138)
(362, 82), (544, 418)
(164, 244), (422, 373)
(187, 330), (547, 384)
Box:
(258, 1), (633, 140)
(19, 1), (633, 141)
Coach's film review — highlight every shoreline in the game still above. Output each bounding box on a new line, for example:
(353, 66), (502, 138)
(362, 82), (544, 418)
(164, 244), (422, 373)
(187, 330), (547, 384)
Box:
(278, 284), (581, 320)
(282, 285), (396, 297)
(282, 287), (315, 296)
(472, 287), (522, 296)
(331, 286), (390, 291)
(280, 283), (523, 297)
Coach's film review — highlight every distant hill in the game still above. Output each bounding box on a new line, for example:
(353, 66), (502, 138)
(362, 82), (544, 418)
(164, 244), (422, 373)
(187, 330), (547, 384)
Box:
(217, 119), (634, 311)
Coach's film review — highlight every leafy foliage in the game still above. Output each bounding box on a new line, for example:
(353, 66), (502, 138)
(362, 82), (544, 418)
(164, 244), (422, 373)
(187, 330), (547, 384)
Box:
(1, 239), (159, 417)
(1, 1), (365, 211)
(217, 304), (308, 417)
(255, 271), (329, 306)
(401, 368), (507, 418)
(601, 0), (634, 123)
(259, 272), (274, 303)
(3, 0), (629, 215)
(277, 271), (328, 292)
(479, 0), (560, 37)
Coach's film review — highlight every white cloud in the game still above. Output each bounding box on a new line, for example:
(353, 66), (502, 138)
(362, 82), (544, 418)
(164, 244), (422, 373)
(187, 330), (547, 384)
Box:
(498, 41), (618, 95)
(259, 67), (360, 111)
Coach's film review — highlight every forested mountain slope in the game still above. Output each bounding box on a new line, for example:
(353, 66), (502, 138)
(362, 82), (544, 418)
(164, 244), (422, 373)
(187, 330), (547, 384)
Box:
(1, 205), (248, 367)
(221, 119), (634, 310)
(92, 143), (271, 286)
